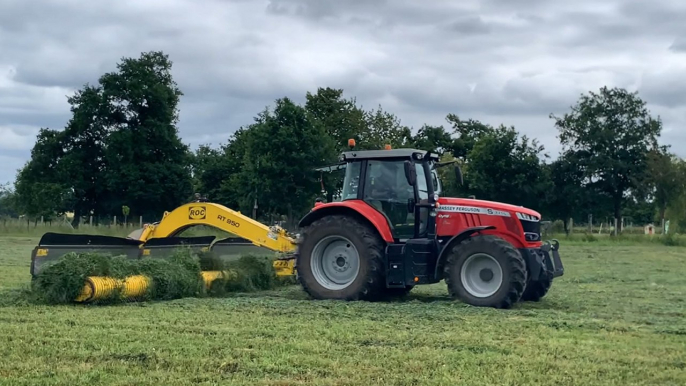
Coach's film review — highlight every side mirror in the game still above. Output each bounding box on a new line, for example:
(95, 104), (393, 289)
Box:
(404, 161), (417, 186)
(454, 165), (464, 185)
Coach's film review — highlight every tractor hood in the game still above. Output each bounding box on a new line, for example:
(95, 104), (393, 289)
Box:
(437, 197), (541, 221)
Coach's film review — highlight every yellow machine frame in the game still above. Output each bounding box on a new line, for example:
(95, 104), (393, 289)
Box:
(134, 202), (298, 276)
(30, 200), (299, 303)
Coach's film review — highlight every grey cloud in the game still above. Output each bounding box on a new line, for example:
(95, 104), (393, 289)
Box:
(669, 38), (686, 52)
(447, 16), (491, 35)
(266, 0), (387, 19)
(0, 153), (26, 182)
(266, 0), (478, 29)
(640, 69), (686, 109)
(1, 0), (686, 184)
(0, 126), (38, 150)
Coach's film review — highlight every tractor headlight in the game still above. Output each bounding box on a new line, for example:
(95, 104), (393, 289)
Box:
(524, 232), (541, 242)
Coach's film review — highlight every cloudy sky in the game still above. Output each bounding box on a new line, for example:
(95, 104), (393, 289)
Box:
(1, 0), (685, 184)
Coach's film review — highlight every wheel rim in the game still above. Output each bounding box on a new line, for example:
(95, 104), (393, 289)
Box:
(310, 235), (360, 290)
(460, 253), (503, 298)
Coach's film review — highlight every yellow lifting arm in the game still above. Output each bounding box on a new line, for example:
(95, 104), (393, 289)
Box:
(138, 202), (297, 253)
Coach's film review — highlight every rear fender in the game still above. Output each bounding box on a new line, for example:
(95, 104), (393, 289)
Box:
(434, 226), (495, 279)
(298, 201), (394, 243)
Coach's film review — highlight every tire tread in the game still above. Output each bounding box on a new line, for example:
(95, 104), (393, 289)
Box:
(444, 235), (527, 309)
(297, 214), (386, 301)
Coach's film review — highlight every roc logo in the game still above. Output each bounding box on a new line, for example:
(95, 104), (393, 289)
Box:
(188, 206), (206, 220)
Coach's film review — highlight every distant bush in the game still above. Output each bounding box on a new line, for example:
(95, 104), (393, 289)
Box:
(550, 220), (566, 234)
(582, 233), (597, 242)
(546, 231), (686, 247)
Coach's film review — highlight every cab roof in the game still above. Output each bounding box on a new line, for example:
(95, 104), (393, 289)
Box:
(340, 148), (440, 162)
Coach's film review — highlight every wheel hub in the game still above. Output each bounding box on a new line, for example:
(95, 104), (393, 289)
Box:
(310, 236), (360, 290)
(479, 268), (494, 282)
(460, 253), (503, 298)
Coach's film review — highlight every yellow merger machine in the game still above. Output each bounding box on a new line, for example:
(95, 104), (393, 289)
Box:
(30, 201), (299, 279)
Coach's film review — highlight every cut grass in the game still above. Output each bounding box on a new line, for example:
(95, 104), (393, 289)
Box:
(27, 249), (290, 305)
(0, 236), (685, 385)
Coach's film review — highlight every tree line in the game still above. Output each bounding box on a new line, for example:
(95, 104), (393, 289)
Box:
(1, 51), (685, 233)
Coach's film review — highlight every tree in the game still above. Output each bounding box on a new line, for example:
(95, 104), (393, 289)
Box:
(550, 86), (662, 233)
(645, 149), (686, 231)
(664, 161), (686, 232)
(190, 128), (252, 209)
(99, 51), (194, 220)
(14, 177), (67, 225)
(59, 84), (110, 227)
(303, 88), (367, 201)
(446, 114), (494, 160)
(14, 128), (70, 224)
(16, 85), (110, 227)
(462, 125), (551, 211)
(411, 125), (454, 155)
(122, 205), (130, 225)
(304, 87), (367, 151)
(361, 105), (413, 149)
(434, 153), (463, 198)
(0, 183), (18, 220)
(191, 144), (226, 201)
(234, 97), (337, 220)
(544, 153), (589, 233)
(13, 51), (194, 225)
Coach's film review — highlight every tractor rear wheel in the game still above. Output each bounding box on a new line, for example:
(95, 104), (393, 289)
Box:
(521, 261), (553, 302)
(444, 235), (527, 309)
(296, 215), (385, 301)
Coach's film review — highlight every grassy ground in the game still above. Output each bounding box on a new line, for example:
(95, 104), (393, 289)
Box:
(0, 236), (685, 385)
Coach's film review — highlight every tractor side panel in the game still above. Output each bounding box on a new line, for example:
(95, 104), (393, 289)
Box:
(300, 200), (395, 243)
(435, 205), (528, 249)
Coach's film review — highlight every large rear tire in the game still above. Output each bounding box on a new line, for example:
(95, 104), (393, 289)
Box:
(296, 215), (385, 301)
(444, 235), (527, 309)
(521, 261), (553, 302)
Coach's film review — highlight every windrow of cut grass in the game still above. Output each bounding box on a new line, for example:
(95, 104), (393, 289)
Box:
(28, 249), (293, 305)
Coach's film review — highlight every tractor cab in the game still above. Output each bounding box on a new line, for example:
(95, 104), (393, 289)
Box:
(332, 143), (461, 241)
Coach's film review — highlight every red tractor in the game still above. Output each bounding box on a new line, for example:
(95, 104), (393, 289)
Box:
(294, 143), (564, 308)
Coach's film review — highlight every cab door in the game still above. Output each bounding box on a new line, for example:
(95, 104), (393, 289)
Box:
(362, 159), (417, 240)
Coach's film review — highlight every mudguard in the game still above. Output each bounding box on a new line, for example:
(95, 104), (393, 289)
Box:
(434, 225), (496, 278)
(298, 200), (395, 243)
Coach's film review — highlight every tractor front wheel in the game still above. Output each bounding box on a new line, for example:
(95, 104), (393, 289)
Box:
(296, 215), (385, 301)
(521, 261), (553, 302)
(444, 235), (527, 309)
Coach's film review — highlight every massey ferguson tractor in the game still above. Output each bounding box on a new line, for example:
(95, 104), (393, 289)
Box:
(294, 141), (564, 308)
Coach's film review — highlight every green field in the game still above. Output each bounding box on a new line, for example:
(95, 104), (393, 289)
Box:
(0, 235), (685, 385)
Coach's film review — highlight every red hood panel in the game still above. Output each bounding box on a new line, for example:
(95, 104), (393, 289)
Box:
(437, 198), (541, 220)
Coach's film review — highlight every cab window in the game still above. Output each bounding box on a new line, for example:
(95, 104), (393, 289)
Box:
(363, 160), (415, 239)
(415, 163), (428, 200)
